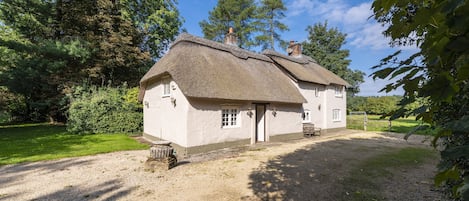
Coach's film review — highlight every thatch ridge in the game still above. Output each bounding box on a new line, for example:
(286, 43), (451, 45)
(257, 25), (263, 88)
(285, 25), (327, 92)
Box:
(263, 50), (350, 87)
(173, 33), (271, 62)
(139, 33), (306, 104)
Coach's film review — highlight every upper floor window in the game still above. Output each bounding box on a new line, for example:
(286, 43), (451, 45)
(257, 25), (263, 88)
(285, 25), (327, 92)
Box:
(162, 79), (170, 97)
(332, 109), (341, 121)
(222, 107), (240, 128)
(314, 87), (319, 97)
(303, 110), (311, 123)
(334, 86), (343, 97)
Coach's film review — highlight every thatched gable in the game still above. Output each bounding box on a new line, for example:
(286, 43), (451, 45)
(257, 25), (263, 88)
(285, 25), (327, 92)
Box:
(139, 33), (306, 104)
(263, 49), (351, 87)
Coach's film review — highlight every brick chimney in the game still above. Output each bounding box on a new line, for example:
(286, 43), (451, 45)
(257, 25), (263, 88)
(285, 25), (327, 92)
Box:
(224, 27), (238, 46)
(287, 40), (302, 57)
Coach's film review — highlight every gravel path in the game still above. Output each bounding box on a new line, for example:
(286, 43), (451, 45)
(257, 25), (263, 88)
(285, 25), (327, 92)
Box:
(0, 131), (447, 201)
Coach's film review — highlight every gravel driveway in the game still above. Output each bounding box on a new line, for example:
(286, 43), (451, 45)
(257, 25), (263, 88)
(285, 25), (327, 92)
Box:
(0, 130), (446, 201)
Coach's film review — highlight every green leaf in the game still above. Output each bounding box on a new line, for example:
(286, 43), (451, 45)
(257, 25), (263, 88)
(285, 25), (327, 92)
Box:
(435, 167), (460, 186)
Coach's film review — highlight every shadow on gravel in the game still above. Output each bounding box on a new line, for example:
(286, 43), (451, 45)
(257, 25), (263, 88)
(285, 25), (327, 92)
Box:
(31, 179), (135, 201)
(245, 137), (438, 201)
(0, 159), (93, 188)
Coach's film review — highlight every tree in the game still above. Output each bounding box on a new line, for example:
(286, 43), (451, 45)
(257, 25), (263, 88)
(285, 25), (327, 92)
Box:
(199, 0), (257, 49)
(302, 22), (365, 95)
(0, 0), (182, 122)
(371, 0), (469, 199)
(254, 0), (288, 50)
(120, 0), (182, 59)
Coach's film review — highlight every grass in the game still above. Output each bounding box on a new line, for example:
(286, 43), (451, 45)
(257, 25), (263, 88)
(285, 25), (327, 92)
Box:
(0, 123), (148, 165)
(347, 114), (436, 135)
(340, 147), (438, 201)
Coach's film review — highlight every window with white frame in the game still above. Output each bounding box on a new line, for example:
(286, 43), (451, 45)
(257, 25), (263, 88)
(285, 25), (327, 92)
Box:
(162, 79), (170, 97)
(332, 109), (341, 121)
(334, 86), (343, 97)
(303, 110), (311, 123)
(222, 107), (240, 128)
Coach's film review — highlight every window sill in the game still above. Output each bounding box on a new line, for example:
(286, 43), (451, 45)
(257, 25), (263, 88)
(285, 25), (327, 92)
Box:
(333, 120), (341, 122)
(222, 126), (240, 129)
(302, 121), (312, 123)
(162, 94), (171, 98)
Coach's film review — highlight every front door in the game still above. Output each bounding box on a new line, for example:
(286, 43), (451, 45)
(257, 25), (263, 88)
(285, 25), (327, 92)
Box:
(256, 104), (265, 142)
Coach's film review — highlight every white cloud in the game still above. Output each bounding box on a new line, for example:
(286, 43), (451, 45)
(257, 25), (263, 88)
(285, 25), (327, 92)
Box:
(357, 76), (404, 97)
(286, 0), (394, 50)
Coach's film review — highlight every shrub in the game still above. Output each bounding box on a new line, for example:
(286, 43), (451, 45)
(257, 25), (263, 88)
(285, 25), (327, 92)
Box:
(67, 85), (142, 134)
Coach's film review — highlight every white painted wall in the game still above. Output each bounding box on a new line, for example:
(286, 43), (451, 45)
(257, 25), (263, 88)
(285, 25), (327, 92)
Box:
(268, 103), (303, 136)
(323, 85), (347, 129)
(186, 99), (253, 147)
(293, 81), (347, 130)
(296, 82), (326, 128)
(143, 78), (190, 147)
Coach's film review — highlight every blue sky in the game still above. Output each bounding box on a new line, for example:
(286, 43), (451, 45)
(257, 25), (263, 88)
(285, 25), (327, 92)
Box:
(177, 0), (417, 96)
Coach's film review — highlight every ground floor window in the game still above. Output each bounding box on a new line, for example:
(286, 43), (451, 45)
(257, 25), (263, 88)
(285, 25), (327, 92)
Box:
(222, 107), (239, 128)
(332, 109), (341, 121)
(303, 110), (311, 123)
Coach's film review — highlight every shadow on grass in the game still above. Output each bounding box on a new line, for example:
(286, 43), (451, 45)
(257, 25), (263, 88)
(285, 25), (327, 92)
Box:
(246, 137), (437, 201)
(30, 179), (135, 201)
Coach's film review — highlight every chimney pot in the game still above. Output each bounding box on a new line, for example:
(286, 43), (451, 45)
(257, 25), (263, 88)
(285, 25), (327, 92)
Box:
(287, 40), (302, 57)
(224, 27), (238, 46)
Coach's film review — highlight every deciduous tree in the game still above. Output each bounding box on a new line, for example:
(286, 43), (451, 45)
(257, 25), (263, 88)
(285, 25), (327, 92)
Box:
(371, 0), (469, 199)
(302, 22), (365, 95)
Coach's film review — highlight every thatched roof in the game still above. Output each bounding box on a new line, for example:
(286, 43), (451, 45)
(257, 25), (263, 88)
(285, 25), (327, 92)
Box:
(263, 49), (351, 87)
(139, 33), (306, 103)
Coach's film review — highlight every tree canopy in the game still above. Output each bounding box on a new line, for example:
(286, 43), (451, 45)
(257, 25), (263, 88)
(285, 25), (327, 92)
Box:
(371, 0), (469, 199)
(254, 0), (289, 50)
(0, 0), (182, 122)
(199, 0), (257, 49)
(302, 22), (365, 95)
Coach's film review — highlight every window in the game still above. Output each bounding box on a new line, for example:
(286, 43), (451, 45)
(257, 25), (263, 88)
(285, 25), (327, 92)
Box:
(162, 79), (170, 97)
(314, 87), (319, 97)
(222, 107), (239, 128)
(303, 110), (311, 123)
(334, 86), (343, 97)
(332, 109), (341, 121)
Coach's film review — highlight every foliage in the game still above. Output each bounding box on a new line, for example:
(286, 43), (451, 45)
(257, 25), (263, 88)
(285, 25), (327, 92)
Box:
(0, 0), (181, 122)
(302, 22), (365, 95)
(67, 85), (143, 134)
(347, 96), (400, 115)
(120, 0), (182, 59)
(254, 0), (288, 50)
(0, 123), (148, 165)
(371, 0), (469, 199)
(199, 0), (258, 49)
(0, 86), (26, 122)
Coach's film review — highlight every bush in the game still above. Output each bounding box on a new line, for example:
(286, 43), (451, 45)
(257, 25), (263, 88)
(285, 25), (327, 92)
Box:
(67, 85), (142, 134)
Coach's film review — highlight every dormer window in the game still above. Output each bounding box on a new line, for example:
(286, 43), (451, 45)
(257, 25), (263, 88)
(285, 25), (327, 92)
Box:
(334, 86), (343, 97)
(162, 78), (171, 97)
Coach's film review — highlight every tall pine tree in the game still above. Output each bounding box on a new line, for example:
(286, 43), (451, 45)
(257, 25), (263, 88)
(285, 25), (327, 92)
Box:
(254, 0), (288, 50)
(302, 22), (365, 95)
(199, 0), (257, 49)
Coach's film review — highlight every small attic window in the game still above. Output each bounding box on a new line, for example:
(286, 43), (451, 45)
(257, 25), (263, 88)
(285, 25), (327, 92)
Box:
(162, 78), (171, 97)
(334, 86), (343, 97)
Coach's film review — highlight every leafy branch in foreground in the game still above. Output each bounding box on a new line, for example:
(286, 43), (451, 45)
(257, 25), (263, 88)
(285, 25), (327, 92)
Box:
(371, 0), (469, 200)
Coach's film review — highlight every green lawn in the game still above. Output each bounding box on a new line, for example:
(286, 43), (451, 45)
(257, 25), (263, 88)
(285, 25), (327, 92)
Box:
(340, 147), (438, 200)
(347, 114), (436, 135)
(0, 123), (148, 165)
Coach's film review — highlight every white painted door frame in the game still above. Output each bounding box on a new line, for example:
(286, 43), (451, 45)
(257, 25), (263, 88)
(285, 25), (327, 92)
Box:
(255, 104), (266, 142)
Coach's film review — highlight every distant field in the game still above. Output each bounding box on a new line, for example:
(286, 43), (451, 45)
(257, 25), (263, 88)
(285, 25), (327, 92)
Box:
(0, 123), (148, 165)
(347, 114), (436, 135)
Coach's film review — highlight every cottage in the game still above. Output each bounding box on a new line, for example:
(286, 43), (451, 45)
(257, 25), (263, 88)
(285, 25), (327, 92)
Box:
(139, 31), (348, 157)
